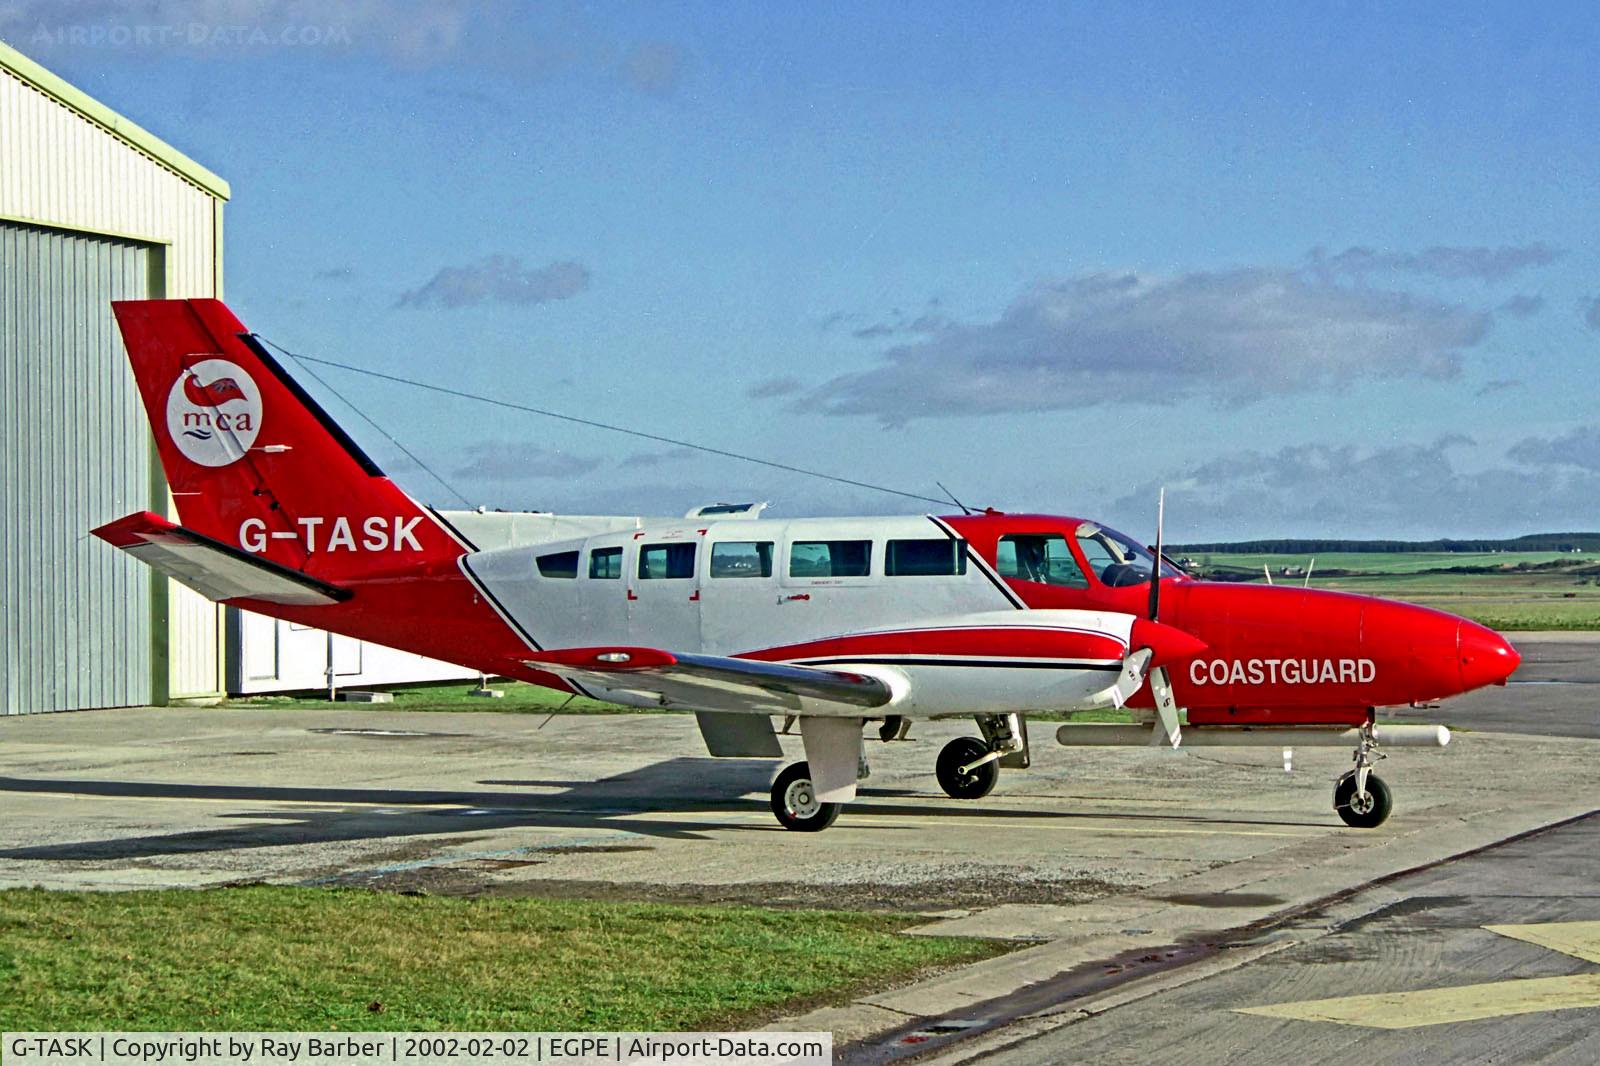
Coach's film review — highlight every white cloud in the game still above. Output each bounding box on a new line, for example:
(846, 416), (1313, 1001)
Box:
(620, 447), (696, 468)
(1509, 425), (1600, 473)
(1109, 436), (1600, 540)
(1307, 243), (1564, 282)
(799, 269), (1490, 426)
(745, 376), (804, 399)
(398, 256), (589, 310)
(453, 442), (600, 481)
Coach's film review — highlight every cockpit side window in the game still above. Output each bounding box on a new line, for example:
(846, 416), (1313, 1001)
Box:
(995, 534), (1089, 588)
(1074, 523), (1180, 587)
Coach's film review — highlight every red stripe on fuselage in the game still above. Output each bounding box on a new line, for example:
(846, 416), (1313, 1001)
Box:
(740, 625), (1127, 665)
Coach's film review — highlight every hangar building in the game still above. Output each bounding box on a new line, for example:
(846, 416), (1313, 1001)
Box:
(1, 42), (467, 714)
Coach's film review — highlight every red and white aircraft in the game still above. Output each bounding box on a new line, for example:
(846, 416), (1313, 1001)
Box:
(95, 299), (1522, 831)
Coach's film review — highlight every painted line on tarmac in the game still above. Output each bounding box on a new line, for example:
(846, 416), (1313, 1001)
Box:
(1235, 921), (1600, 1028)
(8, 789), (496, 812)
(617, 809), (1315, 837)
(1486, 919), (1600, 963)
(13, 789), (1314, 837)
(848, 819), (1314, 838)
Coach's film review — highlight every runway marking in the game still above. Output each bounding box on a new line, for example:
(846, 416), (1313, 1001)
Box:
(15, 790), (1309, 836)
(1484, 920), (1600, 963)
(9, 789), (470, 811)
(619, 811), (1313, 837)
(1236, 921), (1600, 1028)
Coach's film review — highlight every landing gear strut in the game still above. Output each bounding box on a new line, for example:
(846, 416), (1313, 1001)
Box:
(1333, 723), (1392, 828)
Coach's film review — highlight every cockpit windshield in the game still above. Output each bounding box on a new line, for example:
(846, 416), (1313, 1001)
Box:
(1074, 523), (1184, 587)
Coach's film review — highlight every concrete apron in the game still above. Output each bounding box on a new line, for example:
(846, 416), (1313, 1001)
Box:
(774, 738), (1600, 1046)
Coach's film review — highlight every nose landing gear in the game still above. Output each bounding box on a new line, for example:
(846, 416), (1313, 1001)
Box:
(1334, 723), (1392, 828)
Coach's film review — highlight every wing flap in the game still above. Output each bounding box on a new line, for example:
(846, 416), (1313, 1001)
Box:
(694, 711), (785, 757)
(93, 511), (350, 606)
(523, 646), (894, 711)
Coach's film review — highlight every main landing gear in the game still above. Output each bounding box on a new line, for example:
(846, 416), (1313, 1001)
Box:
(1333, 723), (1392, 829)
(936, 713), (1027, 800)
(937, 736), (997, 799)
(769, 761), (841, 832)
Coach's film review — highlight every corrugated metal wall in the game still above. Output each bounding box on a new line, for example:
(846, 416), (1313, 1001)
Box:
(1, 54), (226, 709)
(1, 222), (154, 713)
(0, 64), (220, 297)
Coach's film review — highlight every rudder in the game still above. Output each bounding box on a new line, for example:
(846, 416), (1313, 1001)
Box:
(112, 299), (461, 582)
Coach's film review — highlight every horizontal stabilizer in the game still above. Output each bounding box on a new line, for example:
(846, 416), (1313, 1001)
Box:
(523, 646), (894, 712)
(92, 511), (350, 606)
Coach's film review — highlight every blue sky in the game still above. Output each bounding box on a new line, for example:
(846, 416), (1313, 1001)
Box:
(8, 1), (1598, 539)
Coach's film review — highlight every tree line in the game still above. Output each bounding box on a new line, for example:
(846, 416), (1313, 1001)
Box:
(1170, 533), (1600, 554)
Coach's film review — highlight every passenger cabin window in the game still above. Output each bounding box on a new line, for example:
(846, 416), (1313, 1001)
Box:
(789, 540), (871, 578)
(589, 546), (623, 579)
(710, 541), (773, 578)
(996, 534), (1089, 588)
(536, 549), (579, 579)
(886, 538), (967, 576)
(639, 543), (696, 580)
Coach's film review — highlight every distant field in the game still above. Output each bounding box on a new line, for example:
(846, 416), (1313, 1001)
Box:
(1192, 550), (1577, 575)
(1192, 552), (1600, 630)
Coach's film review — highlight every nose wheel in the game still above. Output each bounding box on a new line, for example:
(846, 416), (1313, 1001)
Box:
(936, 736), (999, 799)
(1334, 772), (1392, 828)
(1334, 723), (1392, 828)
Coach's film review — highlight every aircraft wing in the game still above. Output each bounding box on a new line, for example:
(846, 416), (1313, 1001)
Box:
(92, 511), (350, 606)
(521, 646), (894, 714)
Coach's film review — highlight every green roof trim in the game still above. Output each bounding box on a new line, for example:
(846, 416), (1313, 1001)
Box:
(0, 39), (230, 201)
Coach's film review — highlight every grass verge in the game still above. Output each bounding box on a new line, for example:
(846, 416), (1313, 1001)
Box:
(0, 887), (1006, 1032)
(226, 681), (635, 715)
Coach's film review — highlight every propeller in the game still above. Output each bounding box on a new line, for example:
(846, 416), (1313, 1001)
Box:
(1092, 488), (1207, 730)
(1148, 487), (1165, 622)
(1144, 488), (1184, 747)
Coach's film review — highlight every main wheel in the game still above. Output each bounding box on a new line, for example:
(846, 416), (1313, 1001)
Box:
(1333, 773), (1393, 828)
(936, 736), (999, 800)
(770, 762), (841, 832)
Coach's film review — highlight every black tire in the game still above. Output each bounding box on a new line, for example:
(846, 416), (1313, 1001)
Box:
(937, 736), (999, 800)
(770, 761), (842, 832)
(1334, 772), (1393, 828)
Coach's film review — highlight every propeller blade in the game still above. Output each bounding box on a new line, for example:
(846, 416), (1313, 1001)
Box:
(1108, 647), (1153, 708)
(1147, 487), (1165, 621)
(1148, 664), (1182, 748)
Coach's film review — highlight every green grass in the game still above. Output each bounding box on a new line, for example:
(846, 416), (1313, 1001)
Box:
(0, 887), (1005, 1032)
(226, 680), (641, 714)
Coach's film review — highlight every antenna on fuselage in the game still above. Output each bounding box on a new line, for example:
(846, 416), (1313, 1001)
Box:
(936, 481), (975, 515)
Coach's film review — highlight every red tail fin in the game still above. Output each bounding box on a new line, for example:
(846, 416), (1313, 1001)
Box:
(112, 299), (462, 582)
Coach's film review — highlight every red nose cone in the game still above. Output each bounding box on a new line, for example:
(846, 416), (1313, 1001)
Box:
(1459, 621), (1520, 690)
(1131, 617), (1209, 668)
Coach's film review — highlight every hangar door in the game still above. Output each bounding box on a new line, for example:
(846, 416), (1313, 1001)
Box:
(1, 221), (157, 714)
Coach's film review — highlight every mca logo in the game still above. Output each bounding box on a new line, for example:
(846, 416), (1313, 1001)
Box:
(164, 358), (262, 467)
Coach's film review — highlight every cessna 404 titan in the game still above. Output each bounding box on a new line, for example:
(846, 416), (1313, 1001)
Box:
(95, 299), (1521, 832)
